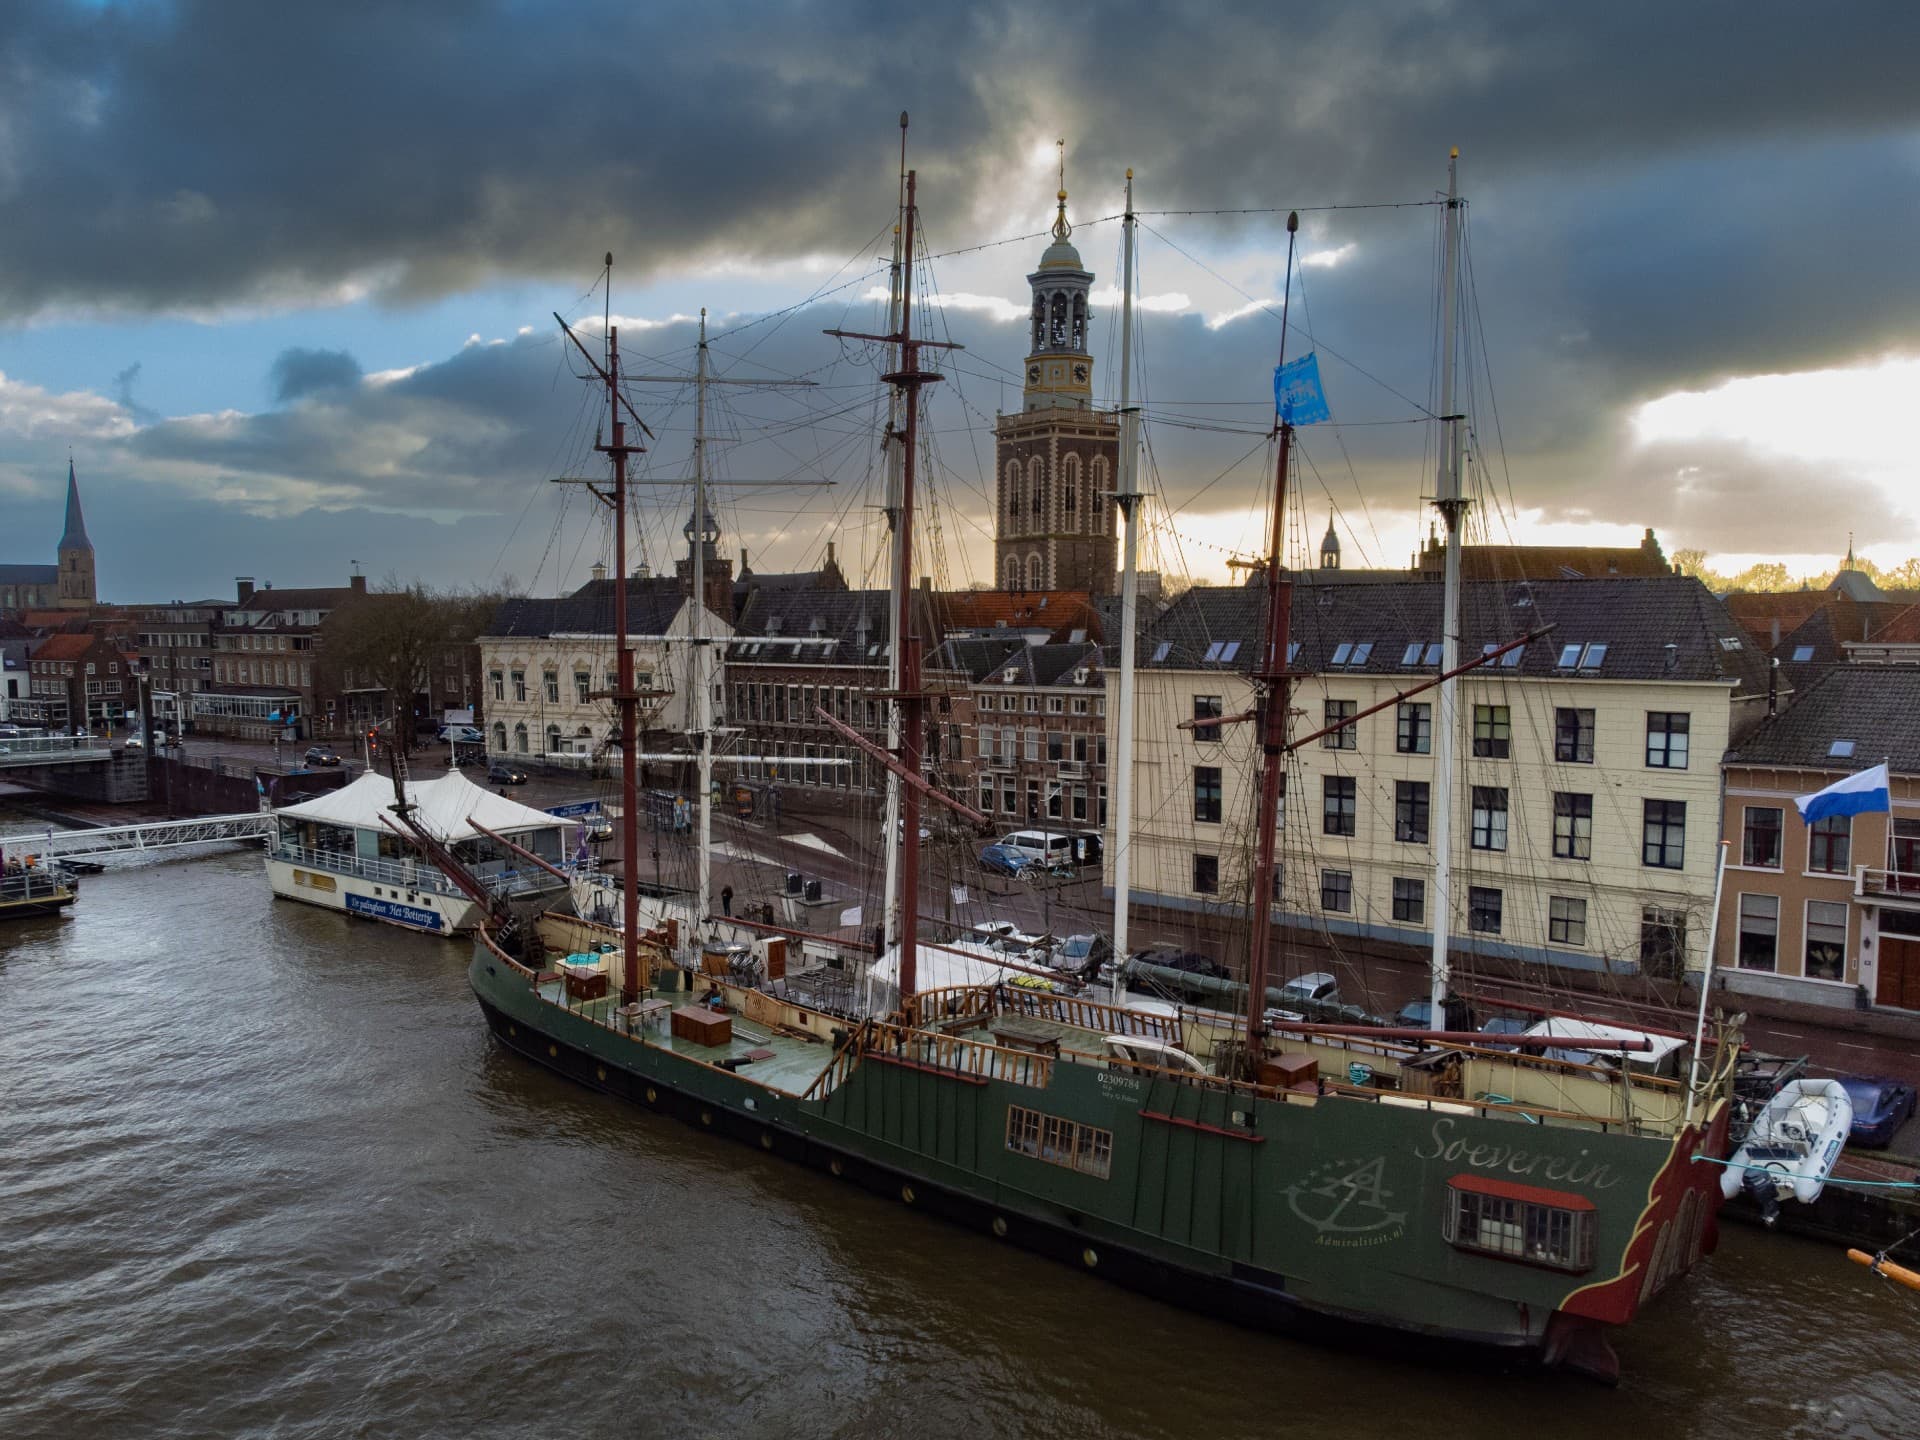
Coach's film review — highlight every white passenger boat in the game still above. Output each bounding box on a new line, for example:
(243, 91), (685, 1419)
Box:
(269, 770), (578, 935)
(1721, 1077), (1853, 1208)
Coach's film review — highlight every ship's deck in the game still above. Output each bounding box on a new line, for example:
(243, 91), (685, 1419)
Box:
(532, 977), (839, 1095)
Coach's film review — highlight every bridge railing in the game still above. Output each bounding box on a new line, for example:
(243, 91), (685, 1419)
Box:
(0, 735), (113, 765)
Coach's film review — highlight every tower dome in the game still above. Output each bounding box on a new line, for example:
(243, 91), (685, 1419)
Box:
(1021, 144), (1094, 413)
(1320, 512), (1341, 570)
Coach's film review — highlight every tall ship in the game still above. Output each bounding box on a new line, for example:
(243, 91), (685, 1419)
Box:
(469, 143), (1740, 1381)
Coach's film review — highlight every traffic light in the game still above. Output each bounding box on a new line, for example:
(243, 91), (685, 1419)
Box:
(367, 728), (379, 752)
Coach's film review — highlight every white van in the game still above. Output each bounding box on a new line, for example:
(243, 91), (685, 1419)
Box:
(999, 830), (1075, 867)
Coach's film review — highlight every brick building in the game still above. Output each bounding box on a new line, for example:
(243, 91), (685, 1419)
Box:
(24, 631), (134, 731)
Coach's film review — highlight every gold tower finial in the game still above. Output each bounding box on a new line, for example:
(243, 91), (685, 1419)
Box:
(1051, 138), (1072, 242)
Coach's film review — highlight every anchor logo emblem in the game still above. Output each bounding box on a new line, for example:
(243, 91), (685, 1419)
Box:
(1284, 1157), (1408, 1245)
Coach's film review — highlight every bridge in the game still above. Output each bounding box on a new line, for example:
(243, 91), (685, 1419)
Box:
(0, 735), (115, 768)
(7, 812), (274, 861)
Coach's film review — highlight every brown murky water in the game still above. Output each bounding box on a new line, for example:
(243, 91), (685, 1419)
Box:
(3, 848), (1918, 1439)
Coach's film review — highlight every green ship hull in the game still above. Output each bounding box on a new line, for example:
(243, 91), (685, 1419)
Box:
(471, 934), (1732, 1382)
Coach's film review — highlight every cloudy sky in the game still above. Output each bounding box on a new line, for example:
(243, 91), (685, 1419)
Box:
(2, 1), (1916, 601)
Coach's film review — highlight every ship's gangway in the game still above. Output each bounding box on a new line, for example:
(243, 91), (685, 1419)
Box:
(8, 812), (274, 860)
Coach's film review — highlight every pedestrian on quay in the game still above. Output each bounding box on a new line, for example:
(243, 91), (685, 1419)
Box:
(720, 884), (733, 917)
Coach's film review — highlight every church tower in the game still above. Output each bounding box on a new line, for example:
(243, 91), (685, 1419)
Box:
(56, 459), (96, 608)
(992, 148), (1119, 595)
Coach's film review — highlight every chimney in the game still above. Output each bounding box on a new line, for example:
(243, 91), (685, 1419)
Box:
(826, 540), (836, 568)
(236, 577), (255, 603)
(1770, 618), (1780, 647)
(739, 548), (749, 574)
(591, 562), (607, 582)
(349, 574), (367, 594)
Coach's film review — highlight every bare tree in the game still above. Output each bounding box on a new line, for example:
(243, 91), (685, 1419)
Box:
(320, 583), (503, 751)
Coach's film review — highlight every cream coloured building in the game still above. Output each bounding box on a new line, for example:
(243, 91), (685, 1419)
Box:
(478, 574), (732, 762)
(1107, 575), (1770, 978)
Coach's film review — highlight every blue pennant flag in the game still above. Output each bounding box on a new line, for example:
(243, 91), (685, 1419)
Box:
(1274, 352), (1331, 425)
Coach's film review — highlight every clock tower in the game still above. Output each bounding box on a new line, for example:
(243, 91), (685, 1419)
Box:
(993, 153), (1119, 594)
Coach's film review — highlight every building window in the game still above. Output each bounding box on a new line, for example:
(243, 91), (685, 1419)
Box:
(1809, 815), (1851, 874)
(1392, 877), (1425, 924)
(1005, 1105), (1112, 1180)
(1323, 698), (1356, 750)
(1805, 901), (1848, 981)
(1193, 854), (1220, 894)
(1468, 886), (1503, 934)
(575, 671), (591, 704)
(513, 722), (528, 753)
(1472, 704), (1510, 759)
(1552, 792), (1593, 860)
(490, 670), (504, 701)
(1743, 806), (1783, 869)
(1002, 779), (1017, 813)
(1396, 702), (1431, 754)
(1047, 787), (1064, 819)
(1737, 893), (1779, 971)
(1470, 786), (1508, 852)
(1395, 780), (1430, 844)
(543, 670), (559, 703)
(1323, 776), (1357, 837)
(1193, 766), (1223, 824)
(1893, 817), (1920, 874)
(545, 723), (561, 753)
(1444, 1180), (1594, 1272)
(1554, 707), (1595, 764)
(1320, 869), (1352, 913)
(979, 779), (995, 814)
(1643, 800), (1686, 870)
(1047, 732), (1065, 762)
(1646, 712), (1690, 769)
(1193, 695), (1223, 743)
(1047, 696), (1064, 715)
(511, 670), (527, 702)
(1024, 728), (1040, 762)
(492, 722), (506, 751)
(1549, 895), (1588, 947)
(1640, 907), (1689, 978)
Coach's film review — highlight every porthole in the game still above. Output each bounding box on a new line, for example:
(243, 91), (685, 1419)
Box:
(508, 1025), (517, 1038)
(646, 1087), (657, 1103)
(701, 1110), (713, 1126)
(596, 1066), (607, 1082)
(548, 1044), (557, 1058)
(760, 1133), (773, 1151)
(992, 1216), (1008, 1238)
(829, 1158), (844, 1177)
(1082, 1248), (1099, 1269)
(901, 1184), (916, 1205)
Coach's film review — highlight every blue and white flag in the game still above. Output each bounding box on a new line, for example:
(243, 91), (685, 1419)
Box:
(1274, 352), (1331, 425)
(1795, 762), (1891, 824)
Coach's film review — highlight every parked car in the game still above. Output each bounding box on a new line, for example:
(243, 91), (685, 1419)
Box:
(997, 829), (1076, 867)
(1278, 971), (1340, 1006)
(439, 724), (485, 745)
(1394, 996), (1477, 1032)
(303, 745), (342, 767)
(1053, 933), (1113, 977)
(1477, 1015), (1532, 1052)
(1835, 1075), (1919, 1149)
(488, 762), (529, 786)
(978, 842), (1035, 877)
(969, 920), (1046, 962)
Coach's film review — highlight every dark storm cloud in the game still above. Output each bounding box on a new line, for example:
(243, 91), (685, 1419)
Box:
(270, 347), (364, 403)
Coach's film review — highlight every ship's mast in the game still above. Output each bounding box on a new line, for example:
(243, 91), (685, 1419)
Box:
(604, 316), (644, 1002)
(693, 309), (714, 930)
(1110, 167), (1142, 984)
(1428, 149), (1465, 1032)
(1243, 212), (1302, 1062)
(880, 112), (909, 957)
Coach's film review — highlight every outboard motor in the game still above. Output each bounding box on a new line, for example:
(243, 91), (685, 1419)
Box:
(1741, 1165), (1782, 1227)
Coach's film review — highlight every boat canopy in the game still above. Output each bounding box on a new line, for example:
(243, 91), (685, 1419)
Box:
(275, 770), (563, 843)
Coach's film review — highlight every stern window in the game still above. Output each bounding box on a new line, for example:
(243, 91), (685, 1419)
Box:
(1444, 1176), (1594, 1272)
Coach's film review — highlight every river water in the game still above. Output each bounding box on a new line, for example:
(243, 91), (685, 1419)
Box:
(3, 848), (1917, 1440)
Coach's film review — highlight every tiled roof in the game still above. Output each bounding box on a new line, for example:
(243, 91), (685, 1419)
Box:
(927, 636), (1029, 682)
(932, 589), (1095, 639)
(1140, 575), (1768, 694)
(982, 641), (1101, 688)
(231, 586), (361, 611)
(1723, 589), (1830, 644)
(1771, 599), (1914, 688)
(0, 563), (58, 585)
(1867, 603), (1920, 646)
(1728, 666), (1920, 774)
(30, 633), (103, 662)
(484, 577), (689, 639)
(729, 587), (938, 668)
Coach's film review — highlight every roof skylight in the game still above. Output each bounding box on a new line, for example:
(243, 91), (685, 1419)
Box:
(1830, 739), (1856, 758)
(1792, 645), (1815, 662)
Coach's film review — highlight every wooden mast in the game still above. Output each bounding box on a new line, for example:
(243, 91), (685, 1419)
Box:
(824, 164), (960, 1017)
(1243, 211), (1301, 1063)
(602, 304), (643, 1002)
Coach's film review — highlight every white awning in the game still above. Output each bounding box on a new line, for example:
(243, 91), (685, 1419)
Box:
(274, 769), (562, 842)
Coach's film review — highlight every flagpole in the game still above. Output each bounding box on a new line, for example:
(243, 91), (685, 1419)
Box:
(1685, 838), (1730, 1127)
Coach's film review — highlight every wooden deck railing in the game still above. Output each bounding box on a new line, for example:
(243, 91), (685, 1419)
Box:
(996, 987), (1182, 1043)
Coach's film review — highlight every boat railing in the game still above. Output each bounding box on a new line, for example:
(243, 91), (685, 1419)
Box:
(272, 842), (565, 898)
(1, 867), (74, 902)
(475, 923), (539, 980)
(863, 1020), (1054, 1090)
(996, 987), (1182, 1043)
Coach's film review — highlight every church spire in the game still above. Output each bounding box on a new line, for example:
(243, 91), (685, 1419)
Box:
(1051, 138), (1072, 243)
(59, 458), (92, 553)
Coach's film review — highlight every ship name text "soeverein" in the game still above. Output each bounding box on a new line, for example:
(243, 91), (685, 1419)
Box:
(1414, 1119), (1623, 1190)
